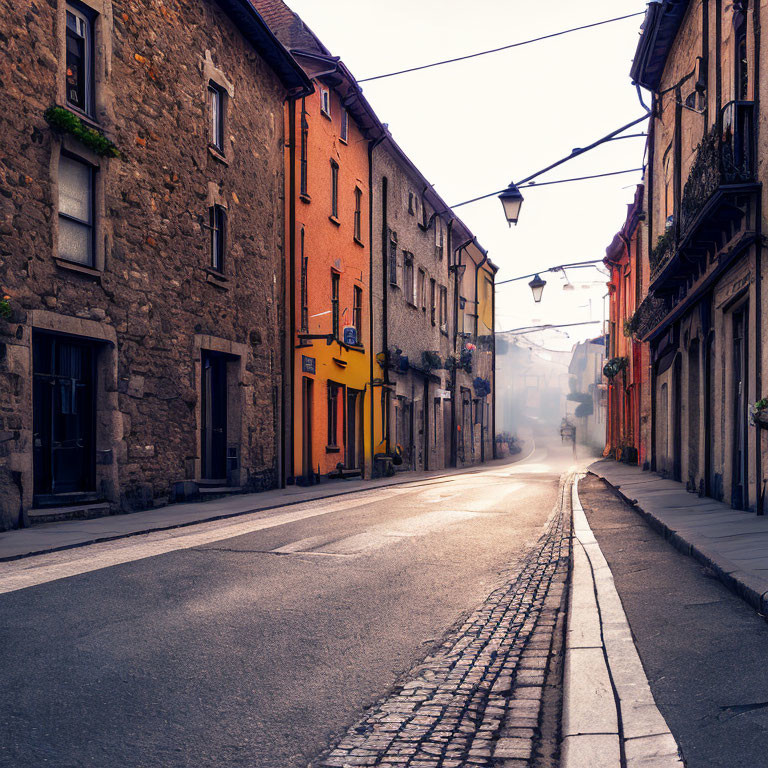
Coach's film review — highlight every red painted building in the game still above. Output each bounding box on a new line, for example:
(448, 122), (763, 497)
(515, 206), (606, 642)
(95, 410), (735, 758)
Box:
(604, 186), (650, 466)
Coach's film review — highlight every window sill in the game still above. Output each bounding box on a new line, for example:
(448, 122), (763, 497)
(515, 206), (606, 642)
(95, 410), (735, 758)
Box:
(325, 445), (340, 453)
(329, 215), (341, 227)
(321, 109), (332, 121)
(339, 137), (348, 145)
(299, 193), (311, 204)
(208, 144), (229, 165)
(440, 329), (449, 337)
(205, 268), (230, 289)
(353, 236), (364, 247)
(54, 257), (102, 280)
(64, 104), (100, 131)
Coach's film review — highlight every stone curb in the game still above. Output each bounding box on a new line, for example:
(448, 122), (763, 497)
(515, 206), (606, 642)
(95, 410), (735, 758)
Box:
(590, 469), (768, 618)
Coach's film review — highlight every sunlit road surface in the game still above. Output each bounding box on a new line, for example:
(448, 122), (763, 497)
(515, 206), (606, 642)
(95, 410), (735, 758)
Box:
(0, 433), (588, 768)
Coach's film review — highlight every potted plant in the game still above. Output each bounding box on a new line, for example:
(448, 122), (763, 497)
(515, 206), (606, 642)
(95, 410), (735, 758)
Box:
(749, 398), (768, 427)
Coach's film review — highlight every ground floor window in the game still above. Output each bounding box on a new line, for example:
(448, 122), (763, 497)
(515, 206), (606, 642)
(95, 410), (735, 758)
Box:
(328, 382), (340, 447)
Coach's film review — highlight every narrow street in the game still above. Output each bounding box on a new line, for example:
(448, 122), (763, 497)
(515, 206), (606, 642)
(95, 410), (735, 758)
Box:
(0, 435), (582, 768)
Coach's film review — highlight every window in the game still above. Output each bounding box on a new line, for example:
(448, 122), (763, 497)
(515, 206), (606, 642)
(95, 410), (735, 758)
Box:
(433, 398), (440, 445)
(320, 87), (331, 117)
(404, 253), (414, 304)
(300, 100), (308, 197)
(439, 285), (448, 332)
(353, 285), (362, 342)
(331, 271), (340, 339)
(435, 220), (444, 259)
(330, 160), (339, 219)
(408, 192), (414, 215)
(418, 268), (427, 311)
(66, 5), (93, 117)
(327, 382), (339, 446)
(340, 109), (349, 142)
(208, 82), (225, 151)
(354, 187), (362, 241)
(388, 230), (398, 286)
(735, 9), (749, 100)
(58, 153), (94, 266)
(300, 228), (308, 332)
(210, 204), (226, 273)
(430, 278), (436, 325)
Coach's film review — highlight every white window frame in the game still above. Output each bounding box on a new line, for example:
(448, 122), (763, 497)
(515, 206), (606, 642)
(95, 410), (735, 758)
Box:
(208, 82), (225, 151)
(320, 87), (331, 118)
(340, 108), (349, 142)
(65, 4), (94, 117)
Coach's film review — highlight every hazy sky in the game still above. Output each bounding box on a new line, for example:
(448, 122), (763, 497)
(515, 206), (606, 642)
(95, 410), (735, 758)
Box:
(286, 0), (648, 350)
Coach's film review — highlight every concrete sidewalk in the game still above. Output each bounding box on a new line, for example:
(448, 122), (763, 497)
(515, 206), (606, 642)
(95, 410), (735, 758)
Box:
(590, 459), (768, 616)
(0, 445), (534, 563)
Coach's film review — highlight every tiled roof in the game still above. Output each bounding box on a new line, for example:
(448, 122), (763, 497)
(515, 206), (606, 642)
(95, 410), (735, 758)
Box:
(249, 0), (328, 55)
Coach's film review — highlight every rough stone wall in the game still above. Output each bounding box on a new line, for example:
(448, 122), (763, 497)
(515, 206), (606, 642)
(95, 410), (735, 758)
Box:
(0, 0), (288, 526)
(371, 142), (454, 471)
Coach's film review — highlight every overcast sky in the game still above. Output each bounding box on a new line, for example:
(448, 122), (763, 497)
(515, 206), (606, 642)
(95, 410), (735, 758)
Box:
(286, 0), (648, 350)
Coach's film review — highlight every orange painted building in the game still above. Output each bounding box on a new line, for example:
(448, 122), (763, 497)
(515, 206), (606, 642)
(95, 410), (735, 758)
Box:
(604, 185), (649, 466)
(255, 0), (383, 482)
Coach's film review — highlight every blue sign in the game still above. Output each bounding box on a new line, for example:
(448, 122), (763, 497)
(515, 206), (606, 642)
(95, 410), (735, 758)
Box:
(301, 355), (315, 374)
(343, 326), (358, 346)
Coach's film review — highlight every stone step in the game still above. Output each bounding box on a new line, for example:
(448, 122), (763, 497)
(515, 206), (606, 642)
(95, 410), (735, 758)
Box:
(28, 502), (112, 525)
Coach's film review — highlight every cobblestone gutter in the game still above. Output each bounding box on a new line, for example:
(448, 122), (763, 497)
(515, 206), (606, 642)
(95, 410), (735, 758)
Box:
(313, 473), (573, 768)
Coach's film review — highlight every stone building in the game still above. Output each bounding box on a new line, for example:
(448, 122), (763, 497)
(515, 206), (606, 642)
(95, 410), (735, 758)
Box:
(371, 137), (466, 473)
(0, 0), (310, 528)
(568, 336), (607, 452)
(604, 185), (651, 466)
(632, 0), (765, 509)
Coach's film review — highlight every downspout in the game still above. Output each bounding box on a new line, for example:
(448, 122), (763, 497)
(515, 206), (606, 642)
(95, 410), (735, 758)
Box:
(491, 269), (497, 458)
(284, 95), (298, 487)
(753, 1), (762, 512)
(473, 241), (489, 462)
(382, 175), (390, 455)
(368, 135), (385, 478)
(452, 235), (473, 468)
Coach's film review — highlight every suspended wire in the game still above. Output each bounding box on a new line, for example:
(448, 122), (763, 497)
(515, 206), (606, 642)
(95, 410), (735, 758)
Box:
(451, 167), (645, 209)
(358, 11), (646, 83)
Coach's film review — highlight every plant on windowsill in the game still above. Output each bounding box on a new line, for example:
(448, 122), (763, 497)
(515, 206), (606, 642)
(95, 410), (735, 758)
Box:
(749, 398), (768, 427)
(422, 350), (442, 371)
(0, 294), (11, 321)
(43, 106), (121, 158)
(602, 356), (628, 380)
(623, 311), (639, 338)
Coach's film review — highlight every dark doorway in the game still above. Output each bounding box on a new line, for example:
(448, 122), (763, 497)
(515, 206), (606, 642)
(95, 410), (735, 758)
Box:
(201, 351), (228, 482)
(345, 388), (363, 470)
(673, 355), (682, 482)
(302, 377), (313, 480)
(705, 333), (716, 497)
(732, 308), (748, 509)
(688, 339), (700, 486)
(33, 333), (96, 504)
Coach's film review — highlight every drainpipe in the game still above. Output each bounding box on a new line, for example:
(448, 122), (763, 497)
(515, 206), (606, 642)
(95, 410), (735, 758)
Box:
(473, 240), (489, 462)
(491, 269), (497, 459)
(367, 135), (385, 479)
(381, 175), (390, 455)
(283, 95), (298, 488)
(451, 235), (473, 468)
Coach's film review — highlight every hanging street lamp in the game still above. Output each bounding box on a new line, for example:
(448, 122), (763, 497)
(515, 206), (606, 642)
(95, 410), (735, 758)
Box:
(499, 183), (525, 226)
(528, 274), (547, 303)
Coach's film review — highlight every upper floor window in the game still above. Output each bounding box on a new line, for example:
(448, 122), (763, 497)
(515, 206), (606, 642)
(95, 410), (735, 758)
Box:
(331, 271), (340, 339)
(208, 82), (226, 151)
(430, 279), (436, 325)
(435, 220), (444, 259)
(418, 268), (427, 311)
(300, 102), (309, 197)
(320, 87), (331, 118)
(353, 285), (363, 342)
(58, 153), (94, 266)
(340, 109), (349, 143)
(735, 9), (749, 100)
(439, 285), (448, 332)
(388, 230), (398, 286)
(66, 5), (94, 117)
(408, 192), (414, 215)
(354, 187), (362, 241)
(403, 252), (414, 304)
(330, 160), (339, 219)
(210, 204), (226, 273)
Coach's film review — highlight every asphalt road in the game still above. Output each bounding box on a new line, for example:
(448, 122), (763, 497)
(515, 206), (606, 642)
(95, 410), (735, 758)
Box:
(0, 435), (580, 768)
(579, 474), (768, 768)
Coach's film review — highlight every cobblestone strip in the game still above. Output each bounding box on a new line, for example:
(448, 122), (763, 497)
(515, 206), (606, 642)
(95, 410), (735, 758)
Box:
(313, 473), (573, 768)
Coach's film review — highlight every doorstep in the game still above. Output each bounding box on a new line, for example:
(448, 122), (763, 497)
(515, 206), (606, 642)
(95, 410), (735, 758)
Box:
(28, 502), (112, 525)
(589, 459), (768, 616)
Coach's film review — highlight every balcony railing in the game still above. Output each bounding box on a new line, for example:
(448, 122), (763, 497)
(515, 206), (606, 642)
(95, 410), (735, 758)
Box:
(650, 101), (755, 285)
(680, 100), (755, 232)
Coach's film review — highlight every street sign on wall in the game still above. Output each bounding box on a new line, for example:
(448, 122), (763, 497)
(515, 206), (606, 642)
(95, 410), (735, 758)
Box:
(343, 326), (358, 346)
(301, 355), (316, 374)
